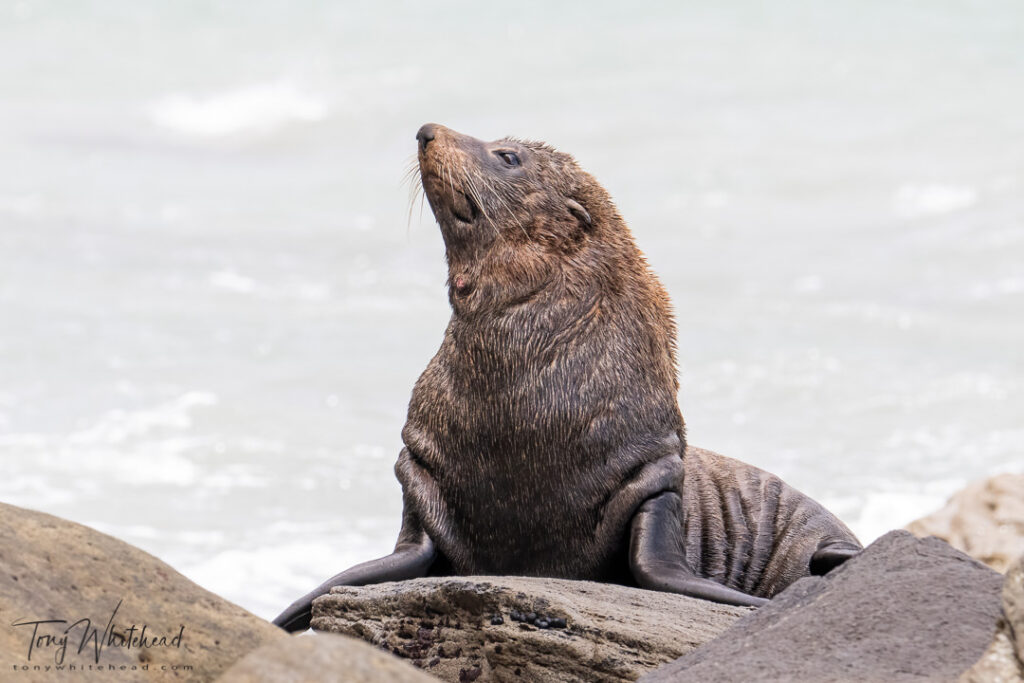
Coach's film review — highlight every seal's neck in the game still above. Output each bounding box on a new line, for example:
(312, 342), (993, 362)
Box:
(443, 236), (554, 320)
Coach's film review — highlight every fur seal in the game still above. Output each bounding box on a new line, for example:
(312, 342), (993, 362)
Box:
(273, 124), (861, 632)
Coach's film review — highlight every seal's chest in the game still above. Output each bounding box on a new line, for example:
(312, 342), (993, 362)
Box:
(438, 446), (612, 573)
(452, 480), (610, 577)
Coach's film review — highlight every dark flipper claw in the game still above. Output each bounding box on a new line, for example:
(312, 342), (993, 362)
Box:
(272, 535), (436, 633)
(809, 543), (860, 576)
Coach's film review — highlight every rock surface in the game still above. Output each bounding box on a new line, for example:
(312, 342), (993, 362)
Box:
(639, 531), (1004, 683)
(217, 632), (437, 683)
(0, 502), (285, 682)
(311, 575), (750, 682)
(907, 473), (1024, 572)
(960, 554), (1024, 682)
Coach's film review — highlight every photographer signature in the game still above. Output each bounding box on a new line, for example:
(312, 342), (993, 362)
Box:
(11, 600), (184, 665)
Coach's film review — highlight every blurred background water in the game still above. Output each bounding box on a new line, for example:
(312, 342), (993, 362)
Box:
(0, 0), (1021, 619)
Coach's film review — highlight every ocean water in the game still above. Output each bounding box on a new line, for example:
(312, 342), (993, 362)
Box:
(1, 1), (1021, 620)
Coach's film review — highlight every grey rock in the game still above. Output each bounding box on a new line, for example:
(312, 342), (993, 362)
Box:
(0, 502), (285, 682)
(907, 473), (1024, 573)
(216, 632), (438, 683)
(640, 531), (1003, 683)
(311, 575), (749, 682)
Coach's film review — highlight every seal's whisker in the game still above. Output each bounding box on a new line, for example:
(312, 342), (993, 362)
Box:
(448, 167), (458, 206)
(406, 183), (425, 233)
(401, 157), (420, 184)
(405, 180), (425, 233)
(401, 159), (422, 195)
(463, 174), (485, 219)
(480, 174), (528, 239)
(440, 161), (454, 203)
(402, 155), (426, 233)
(462, 172), (488, 222)
(464, 173), (501, 241)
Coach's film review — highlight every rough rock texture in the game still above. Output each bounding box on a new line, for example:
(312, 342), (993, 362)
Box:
(1010, 557), (1024, 669)
(217, 632), (437, 683)
(961, 630), (1024, 683)
(640, 531), (1003, 683)
(0, 503), (285, 682)
(907, 473), (1024, 572)
(961, 554), (1024, 682)
(311, 576), (750, 682)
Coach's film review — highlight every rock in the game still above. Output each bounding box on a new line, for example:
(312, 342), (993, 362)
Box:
(906, 473), (1024, 572)
(0, 502), (285, 682)
(311, 576), (750, 682)
(640, 531), (1004, 683)
(1008, 556), (1024, 667)
(960, 554), (1024, 682)
(217, 632), (438, 682)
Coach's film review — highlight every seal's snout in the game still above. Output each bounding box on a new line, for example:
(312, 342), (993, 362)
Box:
(416, 123), (439, 151)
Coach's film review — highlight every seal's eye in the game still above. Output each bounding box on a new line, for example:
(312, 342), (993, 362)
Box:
(496, 151), (520, 167)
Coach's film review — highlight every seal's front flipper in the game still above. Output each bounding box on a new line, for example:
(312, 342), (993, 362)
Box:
(272, 532), (436, 633)
(809, 542), (860, 575)
(629, 491), (769, 608)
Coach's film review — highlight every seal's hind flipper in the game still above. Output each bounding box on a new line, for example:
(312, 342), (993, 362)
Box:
(809, 542), (860, 576)
(629, 491), (769, 608)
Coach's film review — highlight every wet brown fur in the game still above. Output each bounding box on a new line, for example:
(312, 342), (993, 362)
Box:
(397, 124), (859, 596)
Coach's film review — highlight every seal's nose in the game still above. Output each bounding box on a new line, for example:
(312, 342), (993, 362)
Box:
(416, 123), (438, 150)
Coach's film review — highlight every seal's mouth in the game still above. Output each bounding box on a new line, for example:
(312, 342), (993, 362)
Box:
(450, 190), (480, 224)
(422, 167), (480, 227)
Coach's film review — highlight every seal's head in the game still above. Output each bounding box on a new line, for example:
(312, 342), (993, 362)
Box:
(416, 123), (596, 249)
(415, 123), (653, 319)
(413, 122), (680, 435)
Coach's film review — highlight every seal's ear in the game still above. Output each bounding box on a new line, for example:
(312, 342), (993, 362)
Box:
(566, 198), (592, 230)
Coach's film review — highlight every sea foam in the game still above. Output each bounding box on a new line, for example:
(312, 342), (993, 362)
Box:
(893, 184), (978, 219)
(149, 83), (328, 137)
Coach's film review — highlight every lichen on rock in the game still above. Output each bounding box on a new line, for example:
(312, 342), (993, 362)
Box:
(311, 575), (749, 682)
